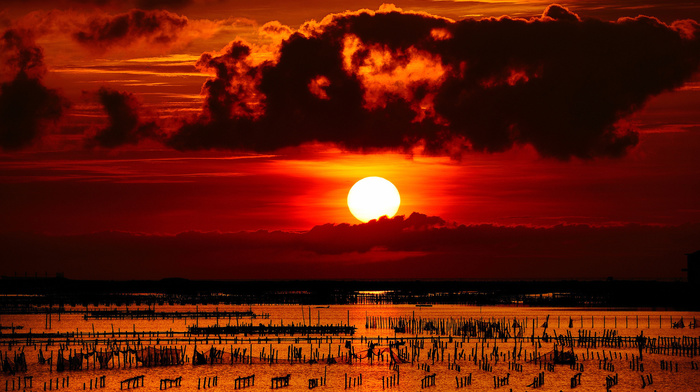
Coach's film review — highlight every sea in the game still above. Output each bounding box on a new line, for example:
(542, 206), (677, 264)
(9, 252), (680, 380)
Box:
(1, 304), (699, 391)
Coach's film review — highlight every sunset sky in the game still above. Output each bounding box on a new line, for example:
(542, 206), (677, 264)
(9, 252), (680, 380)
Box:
(1, 0), (699, 280)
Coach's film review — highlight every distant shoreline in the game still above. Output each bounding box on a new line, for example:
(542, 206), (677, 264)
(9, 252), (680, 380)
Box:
(0, 277), (696, 310)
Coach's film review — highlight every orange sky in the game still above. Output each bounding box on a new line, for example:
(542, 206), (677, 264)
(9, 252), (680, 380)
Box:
(1, 1), (699, 279)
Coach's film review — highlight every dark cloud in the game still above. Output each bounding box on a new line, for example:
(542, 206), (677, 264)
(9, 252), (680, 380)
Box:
(2, 213), (698, 280)
(166, 40), (259, 150)
(542, 4), (581, 22)
(167, 5), (700, 159)
(168, 31), (440, 152)
(87, 87), (158, 148)
(0, 28), (45, 78)
(0, 29), (66, 151)
(134, 0), (193, 10)
(302, 213), (449, 254)
(73, 9), (188, 50)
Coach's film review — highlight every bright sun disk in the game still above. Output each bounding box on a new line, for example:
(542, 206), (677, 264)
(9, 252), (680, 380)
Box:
(347, 176), (401, 223)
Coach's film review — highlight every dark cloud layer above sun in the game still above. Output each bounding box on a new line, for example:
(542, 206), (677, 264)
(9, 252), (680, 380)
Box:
(1, 5), (699, 159)
(2, 213), (698, 280)
(166, 5), (700, 159)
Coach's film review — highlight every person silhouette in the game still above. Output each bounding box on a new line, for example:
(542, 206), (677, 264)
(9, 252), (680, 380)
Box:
(636, 331), (646, 360)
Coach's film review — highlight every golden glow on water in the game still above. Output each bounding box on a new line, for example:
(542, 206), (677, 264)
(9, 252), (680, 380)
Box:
(1, 305), (699, 391)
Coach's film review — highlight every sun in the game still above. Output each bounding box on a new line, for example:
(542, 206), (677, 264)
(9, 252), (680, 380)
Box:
(347, 177), (401, 223)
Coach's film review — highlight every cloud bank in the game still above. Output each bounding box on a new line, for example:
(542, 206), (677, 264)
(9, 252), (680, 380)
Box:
(3, 213), (698, 280)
